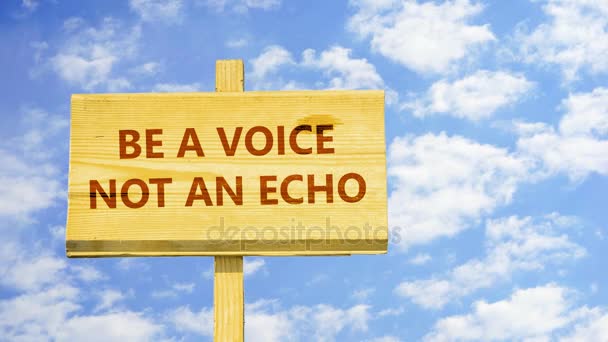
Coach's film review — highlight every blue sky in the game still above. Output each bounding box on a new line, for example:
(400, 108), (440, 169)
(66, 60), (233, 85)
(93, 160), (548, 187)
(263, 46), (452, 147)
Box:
(1, 0), (608, 340)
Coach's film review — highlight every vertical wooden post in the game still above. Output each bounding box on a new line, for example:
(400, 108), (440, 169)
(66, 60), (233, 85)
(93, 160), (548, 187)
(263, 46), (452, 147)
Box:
(214, 60), (245, 342)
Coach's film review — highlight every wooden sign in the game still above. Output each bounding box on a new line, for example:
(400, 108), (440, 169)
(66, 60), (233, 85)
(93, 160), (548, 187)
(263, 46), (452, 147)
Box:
(66, 90), (387, 256)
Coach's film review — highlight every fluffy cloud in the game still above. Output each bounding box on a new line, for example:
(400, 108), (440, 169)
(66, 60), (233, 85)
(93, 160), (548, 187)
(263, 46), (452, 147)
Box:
(0, 151), (155, 342)
(0, 284), (163, 341)
(516, 0), (608, 81)
(248, 45), (396, 103)
(0, 108), (66, 221)
(129, 0), (183, 22)
(562, 310), (608, 341)
(247, 300), (371, 342)
(348, 0), (495, 74)
(151, 282), (196, 299)
(396, 214), (585, 309)
(152, 82), (202, 92)
(57, 312), (163, 342)
(366, 336), (402, 342)
(21, 0), (38, 12)
(226, 38), (248, 48)
(351, 288), (376, 302)
(243, 0), (281, 10)
(0, 246), (66, 291)
(516, 87), (608, 180)
(0, 149), (63, 220)
(404, 70), (533, 120)
(424, 284), (578, 341)
(244, 258), (266, 277)
(249, 45), (295, 88)
(388, 132), (531, 248)
(167, 306), (214, 336)
(408, 253), (431, 266)
(50, 17), (139, 91)
(205, 0), (281, 13)
(95, 289), (126, 312)
(302, 46), (384, 90)
(129, 61), (161, 76)
(167, 299), (371, 341)
(0, 240), (166, 342)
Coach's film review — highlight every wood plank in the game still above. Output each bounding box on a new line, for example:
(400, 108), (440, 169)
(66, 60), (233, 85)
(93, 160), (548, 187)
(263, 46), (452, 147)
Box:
(214, 59), (244, 342)
(66, 83), (387, 256)
(214, 255), (244, 342)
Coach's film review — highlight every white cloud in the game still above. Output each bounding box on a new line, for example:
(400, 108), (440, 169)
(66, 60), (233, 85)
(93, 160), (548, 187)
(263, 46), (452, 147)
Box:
(249, 45), (295, 88)
(404, 70), (534, 120)
(151, 282), (195, 298)
(63, 17), (85, 31)
(245, 299), (294, 342)
(244, 258), (266, 277)
(306, 303), (370, 341)
(50, 225), (65, 241)
(516, 87), (608, 180)
(167, 306), (214, 336)
(377, 307), (404, 318)
(0, 278), (163, 341)
(0, 236), (155, 341)
(173, 282), (195, 293)
(202, 265), (214, 280)
(57, 312), (163, 342)
(21, 0), (38, 12)
(351, 288), (376, 302)
(204, 0), (281, 12)
(562, 311), (608, 341)
(515, 0), (608, 81)
(0, 284), (80, 340)
(249, 45), (396, 104)
(95, 289), (126, 312)
(70, 265), (105, 282)
(348, 0), (495, 74)
(306, 273), (329, 287)
(396, 214), (585, 309)
(366, 336), (402, 342)
(243, 0), (280, 10)
(0, 251), (66, 291)
(0, 151), (63, 219)
(0, 108), (66, 222)
(152, 82), (201, 92)
(169, 299), (371, 342)
(560, 87), (608, 136)
(408, 253), (431, 265)
(388, 132), (531, 248)
(130, 61), (161, 76)
(129, 0), (183, 22)
(226, 38), (248, 48)
(424, 284), (577, 341)
(591, 282), (599, 294)
(50, 17), (139, 91)
(302, 46), (384, 89)
(115, 258), (150, 272)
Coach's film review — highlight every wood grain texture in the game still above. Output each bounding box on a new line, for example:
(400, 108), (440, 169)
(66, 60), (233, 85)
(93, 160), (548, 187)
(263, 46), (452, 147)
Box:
(215, 60), (244, 92)
(214, 60), (244, 342)
(66, 90), (387, 256)
(214, 256), (244, 342)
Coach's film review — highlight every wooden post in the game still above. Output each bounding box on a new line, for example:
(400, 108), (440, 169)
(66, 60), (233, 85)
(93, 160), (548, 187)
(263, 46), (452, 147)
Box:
(214, 60), (245, 342)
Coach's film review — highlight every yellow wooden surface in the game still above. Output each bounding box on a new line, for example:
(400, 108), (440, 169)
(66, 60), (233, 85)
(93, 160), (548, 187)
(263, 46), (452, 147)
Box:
(214, 257), (244, 341)
(214, 60), (244, 342)
(214, 256), (244, 342)
(66, 88), (387, 257)
(215, 59), (244, 93)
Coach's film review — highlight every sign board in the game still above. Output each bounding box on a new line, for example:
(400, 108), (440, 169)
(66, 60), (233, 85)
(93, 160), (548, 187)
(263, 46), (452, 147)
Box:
(66, 90), (387, 256)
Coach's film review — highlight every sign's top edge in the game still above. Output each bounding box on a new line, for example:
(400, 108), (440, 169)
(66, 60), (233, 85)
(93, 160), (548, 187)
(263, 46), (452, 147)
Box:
(71, 89), (385, 98)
